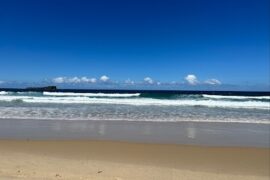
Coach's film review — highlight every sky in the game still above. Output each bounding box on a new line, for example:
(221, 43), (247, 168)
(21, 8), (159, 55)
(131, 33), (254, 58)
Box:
(0, 0), (269, 90)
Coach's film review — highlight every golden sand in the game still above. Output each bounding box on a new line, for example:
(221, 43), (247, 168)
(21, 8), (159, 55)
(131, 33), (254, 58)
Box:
(0, 140), (269, 180)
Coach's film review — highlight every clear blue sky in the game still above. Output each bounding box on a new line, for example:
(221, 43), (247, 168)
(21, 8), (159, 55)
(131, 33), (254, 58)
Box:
(0, 0), (269, 89)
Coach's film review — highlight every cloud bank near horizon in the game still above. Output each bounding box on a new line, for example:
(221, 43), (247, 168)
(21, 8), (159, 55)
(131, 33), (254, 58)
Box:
(1, 75), (269, 91)
(50, 74), (222, 86)
(52, 77), (97, 84)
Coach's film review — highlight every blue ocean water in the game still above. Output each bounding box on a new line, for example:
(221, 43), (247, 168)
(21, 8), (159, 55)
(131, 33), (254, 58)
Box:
(0, 90), (269, 124)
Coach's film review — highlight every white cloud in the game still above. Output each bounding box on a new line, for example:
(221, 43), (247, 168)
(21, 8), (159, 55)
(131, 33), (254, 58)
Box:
(185, 74), (198, 85)
(89, 78), (97, 83)
(51, 75), (221, 86)
(53, 77), (66, 83)
(0, 81), (4, 84)
(144, 77), (154, 84)
(68, 77), (81, 83)
(205, 79), (221, 85)
(125, 79), (135, 84)
(100, 75), (110, 82)
(52, 77), (97, 84)
(81, 77), (89, 82)
(81, 77), (97, 83)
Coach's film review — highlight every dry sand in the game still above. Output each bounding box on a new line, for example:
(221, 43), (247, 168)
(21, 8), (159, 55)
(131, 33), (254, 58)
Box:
(0, 140), (269, 180)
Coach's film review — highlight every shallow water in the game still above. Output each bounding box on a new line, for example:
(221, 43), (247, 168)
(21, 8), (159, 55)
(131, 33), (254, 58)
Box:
(0, 119), (269, 147)
(0, 91), (269, 124)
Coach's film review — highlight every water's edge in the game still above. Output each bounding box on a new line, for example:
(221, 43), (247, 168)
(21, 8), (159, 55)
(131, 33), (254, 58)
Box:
(0, 118), (269, 148)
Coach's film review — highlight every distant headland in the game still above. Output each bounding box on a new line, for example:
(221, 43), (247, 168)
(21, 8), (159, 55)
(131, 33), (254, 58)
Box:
(26, 86), (57, 92)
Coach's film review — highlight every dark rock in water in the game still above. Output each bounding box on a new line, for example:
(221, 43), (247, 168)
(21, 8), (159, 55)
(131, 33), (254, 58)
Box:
(26, 86), (57, 92)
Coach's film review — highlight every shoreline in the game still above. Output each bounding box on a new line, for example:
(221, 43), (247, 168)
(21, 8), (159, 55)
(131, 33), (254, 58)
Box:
(1, 118), (269, 179)
(0, 139), (269, 180)
(0, 118), (269, 147)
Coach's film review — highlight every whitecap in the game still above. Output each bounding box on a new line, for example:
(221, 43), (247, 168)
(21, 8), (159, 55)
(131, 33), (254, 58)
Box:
(203, 94), (270, 100)
(0, 91), (9, 95)
(43, 92), (141, 97)
(0, 95), (269, 110)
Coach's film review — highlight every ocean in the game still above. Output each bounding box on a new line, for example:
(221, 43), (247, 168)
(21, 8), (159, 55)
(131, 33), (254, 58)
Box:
(0, 89), (269, 124)
(0, 89), (269, 147)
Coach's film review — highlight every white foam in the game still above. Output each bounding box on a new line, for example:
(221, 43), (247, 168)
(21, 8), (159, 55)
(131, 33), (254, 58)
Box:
(0, 91), (9, 95)
(0, 116), (269, 124)
(0, 106), (269, 124)
(203, 94), (270, 100)
(0, 95), (269, 109)
(43, 92), (141, 97)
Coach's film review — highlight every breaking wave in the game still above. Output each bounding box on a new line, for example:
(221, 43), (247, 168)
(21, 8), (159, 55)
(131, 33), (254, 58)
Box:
(43, 92), (141, 97)
(0, 95), (269, 109)
(203, 94), (270, 100)
(0, 91), (9, 95)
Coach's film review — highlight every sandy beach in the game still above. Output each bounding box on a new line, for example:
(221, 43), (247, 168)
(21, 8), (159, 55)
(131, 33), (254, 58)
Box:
(0, 0), (269, 179)
(0, 140), (269, 180)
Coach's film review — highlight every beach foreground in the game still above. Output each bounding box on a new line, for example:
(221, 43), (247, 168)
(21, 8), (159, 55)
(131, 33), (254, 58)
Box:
(0, 140), (269, 180)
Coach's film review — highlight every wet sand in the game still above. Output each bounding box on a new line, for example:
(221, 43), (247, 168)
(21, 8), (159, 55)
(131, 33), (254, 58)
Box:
(0, 140), (269, 180)
(0, 119), (269, 147)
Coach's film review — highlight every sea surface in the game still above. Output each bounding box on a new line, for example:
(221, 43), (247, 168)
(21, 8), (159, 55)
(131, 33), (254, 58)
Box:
(0, 90), (269, 124)
(0, 89), (269, 147)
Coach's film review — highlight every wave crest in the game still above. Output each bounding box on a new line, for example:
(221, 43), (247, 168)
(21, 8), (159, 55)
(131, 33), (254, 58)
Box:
(43, 92), (141, 97)
(0, 91), (9, 95)
(0, 95), (269, 109)
(203, 94), (270, 100)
